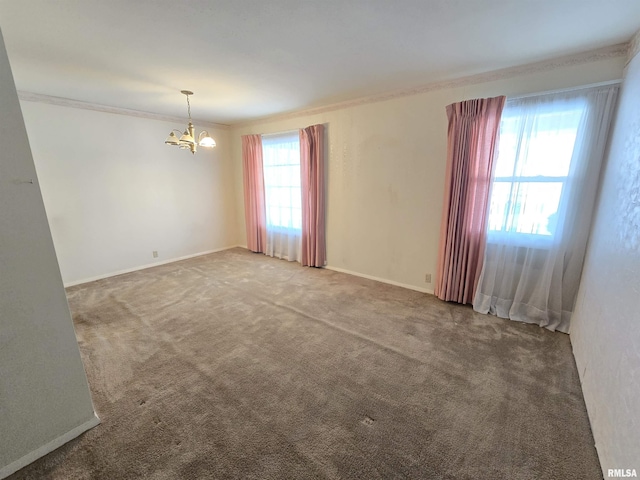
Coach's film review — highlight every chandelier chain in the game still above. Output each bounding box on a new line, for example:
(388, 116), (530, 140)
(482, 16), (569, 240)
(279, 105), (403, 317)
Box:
(186, 94), (192, 121)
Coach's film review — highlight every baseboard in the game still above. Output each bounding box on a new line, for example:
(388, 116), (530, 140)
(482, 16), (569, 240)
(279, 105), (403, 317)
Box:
(65, 247), (435, 295)
(64, 245), (241, 287)
(324, 265), (434, 294)
(0, 413), (100, 479)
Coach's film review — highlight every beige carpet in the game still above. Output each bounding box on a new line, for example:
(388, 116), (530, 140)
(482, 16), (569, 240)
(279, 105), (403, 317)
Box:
(9, 248), (601, 479)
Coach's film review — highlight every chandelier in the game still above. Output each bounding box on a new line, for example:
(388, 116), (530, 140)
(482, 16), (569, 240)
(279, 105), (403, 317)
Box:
(164, 90), (216, 154)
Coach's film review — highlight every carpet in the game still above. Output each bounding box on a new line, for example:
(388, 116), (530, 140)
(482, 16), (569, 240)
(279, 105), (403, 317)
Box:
(8, 248), (601, 479)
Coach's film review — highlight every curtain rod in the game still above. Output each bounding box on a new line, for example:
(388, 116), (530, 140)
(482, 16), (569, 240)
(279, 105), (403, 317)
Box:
(509, 79), (622, 101)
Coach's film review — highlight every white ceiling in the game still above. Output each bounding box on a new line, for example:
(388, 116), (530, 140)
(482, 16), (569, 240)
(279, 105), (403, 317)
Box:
(1, 1), (639, 125)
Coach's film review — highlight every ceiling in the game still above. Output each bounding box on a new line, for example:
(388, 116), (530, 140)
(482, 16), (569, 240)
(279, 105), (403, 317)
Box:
(1, 1), (639, 125)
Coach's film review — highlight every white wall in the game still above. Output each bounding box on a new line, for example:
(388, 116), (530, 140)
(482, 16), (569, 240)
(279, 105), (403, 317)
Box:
(0, 29), (98, 479)
(231, 53), (626, 293)
(20, 101), (238, 285)
(571, 32), (640, 475)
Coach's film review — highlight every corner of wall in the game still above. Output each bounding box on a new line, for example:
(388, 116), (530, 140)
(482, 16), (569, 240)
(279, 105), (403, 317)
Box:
(570, 31), (640, 476)
(626, 28), (640, 66)
(0, 26), (98, 477)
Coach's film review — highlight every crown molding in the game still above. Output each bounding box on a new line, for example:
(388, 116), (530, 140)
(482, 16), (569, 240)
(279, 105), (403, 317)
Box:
(628, 29), (640, 65)
(17, 91), (230, 130)
(234, 43), (628, 128)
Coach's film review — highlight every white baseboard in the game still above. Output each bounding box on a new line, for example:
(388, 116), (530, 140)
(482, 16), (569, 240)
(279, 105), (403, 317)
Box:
(324, 265), (434, 295)
(64, 245), (242, 287)
(0, 413), (100, 479)
(235, 249), (433, 294)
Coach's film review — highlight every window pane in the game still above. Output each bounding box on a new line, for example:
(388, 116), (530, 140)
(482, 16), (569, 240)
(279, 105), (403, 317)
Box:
(494, 121), (518, 178)
(498, 106), (583, 179)
(521, 111), (582, 177)
(262, 132), (302, 230)
(489, 182), (563, 236)
(489, 98), (586, 243)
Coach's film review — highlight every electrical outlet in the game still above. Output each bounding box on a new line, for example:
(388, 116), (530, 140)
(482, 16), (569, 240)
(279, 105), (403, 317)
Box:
(152, 251), (158, 258)
(425, 273), (432, 283)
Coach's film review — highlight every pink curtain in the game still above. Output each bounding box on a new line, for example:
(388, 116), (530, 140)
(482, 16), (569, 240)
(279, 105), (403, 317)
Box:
(300, 124), (326, 267)
(435, 96), (505, 304)
(242, 134), (266, 253)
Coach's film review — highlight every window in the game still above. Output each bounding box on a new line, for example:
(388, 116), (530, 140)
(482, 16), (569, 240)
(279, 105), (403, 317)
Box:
(262, 132), (301, 231)
(487, 98), (586, 244)
(475, 85), (618, 329)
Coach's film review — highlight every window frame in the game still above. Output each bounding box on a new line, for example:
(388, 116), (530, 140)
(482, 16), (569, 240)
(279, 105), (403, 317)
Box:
(486, 100), (586, 247)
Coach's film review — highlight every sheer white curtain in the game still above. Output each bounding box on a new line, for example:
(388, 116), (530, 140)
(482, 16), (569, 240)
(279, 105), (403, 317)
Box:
(473, 85), (618, 332)
(262, 132), (302, 262)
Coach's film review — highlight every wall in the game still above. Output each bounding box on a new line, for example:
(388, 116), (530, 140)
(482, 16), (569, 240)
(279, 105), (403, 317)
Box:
(20, 101), (238, 285)
(0, 29), (98, 479)
(571, 32), (640, 475)
(231, 51), (626, 293)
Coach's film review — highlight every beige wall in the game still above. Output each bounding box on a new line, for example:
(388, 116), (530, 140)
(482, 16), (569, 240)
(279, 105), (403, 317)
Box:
(20, 101), (238, 285)
(231, 53), (626, 293)
(0, 29), (98, 479)
(571, 33), (640, 475)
